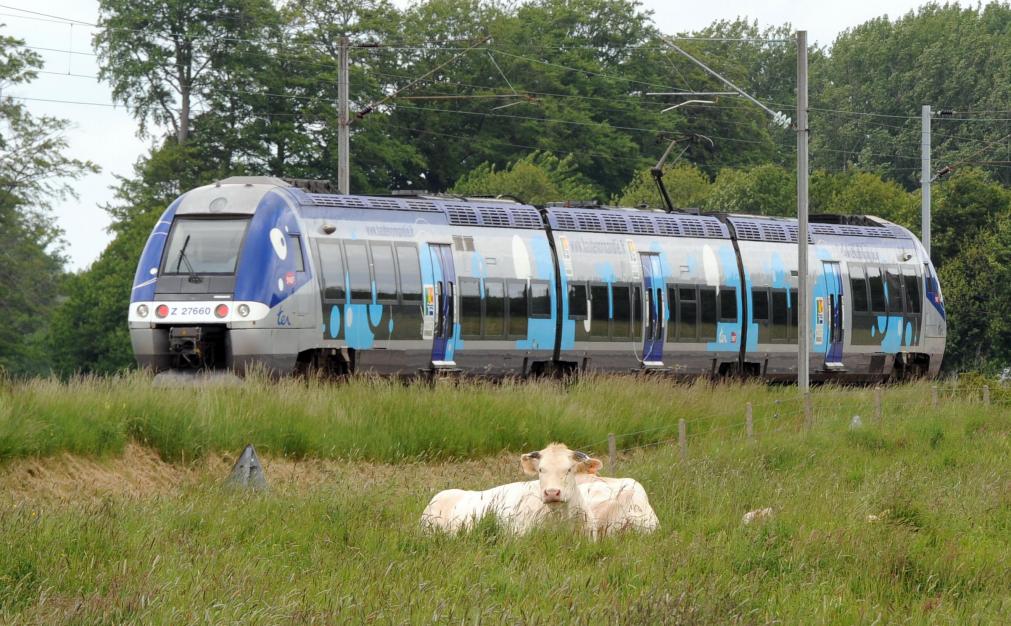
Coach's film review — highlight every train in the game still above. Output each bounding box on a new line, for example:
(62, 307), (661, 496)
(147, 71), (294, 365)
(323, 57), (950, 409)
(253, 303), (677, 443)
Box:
(128, 176), (946, 382)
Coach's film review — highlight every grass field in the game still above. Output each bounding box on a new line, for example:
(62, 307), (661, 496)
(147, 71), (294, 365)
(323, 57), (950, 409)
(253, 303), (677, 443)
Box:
(1, 376), (1009, 623)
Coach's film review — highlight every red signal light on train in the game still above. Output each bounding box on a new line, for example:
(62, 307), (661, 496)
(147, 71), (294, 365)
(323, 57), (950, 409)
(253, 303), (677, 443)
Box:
(155, 304), (169, 318)
(215, 304), (229, 318)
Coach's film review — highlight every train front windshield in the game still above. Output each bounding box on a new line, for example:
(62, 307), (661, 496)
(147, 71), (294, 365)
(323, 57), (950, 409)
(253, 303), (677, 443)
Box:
(161, 218), (250, 275)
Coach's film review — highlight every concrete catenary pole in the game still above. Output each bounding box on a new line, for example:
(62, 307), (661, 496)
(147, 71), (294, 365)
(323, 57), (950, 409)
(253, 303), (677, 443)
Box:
(797, 30), (810, 392)
(338, 36), (350, 194)
(921, 104), (931, 258)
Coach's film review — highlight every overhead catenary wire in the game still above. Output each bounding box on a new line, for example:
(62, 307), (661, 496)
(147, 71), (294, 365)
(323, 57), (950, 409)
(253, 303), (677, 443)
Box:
(13, 7), (1011, 179)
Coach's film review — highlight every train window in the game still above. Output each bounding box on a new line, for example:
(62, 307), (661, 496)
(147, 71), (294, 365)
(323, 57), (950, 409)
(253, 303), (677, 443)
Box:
(666, 287), (677, 341)
(568, 283), (588, 319)
(612, 285), (631, 338)
(885, 266), (904, 314)
(699, 287), (717, 341)
(788, 289), (798, 341)
(161, 217), (249, 275)
(751, 289), (769, 321)
(771, 290), (788, 342)
(903, 269), (921, 314)
(867, 266), (886, 312)
(289, 235), (305, 272)
(850, 266), (869, 312)
(678, 286), (698, 342)
(507, 280), (529, 338)
(395, 244), (422, 303)
(317, 241), (345, 301)
(370, 243), (398, 303)
(530, 280), (551, 319)
(344, 241), (371, 302)
(633, 285), (644, 340)
(484, 280), (505, 338)
(719, 287), (737, 321)
(590, 284), (610, 339)
(460, 278), (482, 339)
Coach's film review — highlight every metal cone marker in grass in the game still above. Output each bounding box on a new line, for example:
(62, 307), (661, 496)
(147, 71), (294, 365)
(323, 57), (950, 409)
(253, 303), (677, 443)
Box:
(225, 444), (268, 491)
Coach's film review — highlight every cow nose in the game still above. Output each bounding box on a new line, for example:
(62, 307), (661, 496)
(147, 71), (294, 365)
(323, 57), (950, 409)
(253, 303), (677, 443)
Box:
(543, 488), (561, 501)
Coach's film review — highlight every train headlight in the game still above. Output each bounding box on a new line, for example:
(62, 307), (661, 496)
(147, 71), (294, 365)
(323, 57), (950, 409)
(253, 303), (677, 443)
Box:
(155, 304), (169, 319)
(136, 304), (149, 318)
(214, 304), (230, 319)
(237, 303), (250, 317)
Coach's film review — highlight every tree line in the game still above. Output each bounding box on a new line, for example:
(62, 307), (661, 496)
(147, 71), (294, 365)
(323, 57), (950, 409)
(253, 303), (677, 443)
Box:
(4, 0), (1011, 376)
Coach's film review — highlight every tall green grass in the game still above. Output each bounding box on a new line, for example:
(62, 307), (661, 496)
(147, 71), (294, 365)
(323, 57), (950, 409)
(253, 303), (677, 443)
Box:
(1, 397), (1008, 623)
(1, 372), (1001, 463)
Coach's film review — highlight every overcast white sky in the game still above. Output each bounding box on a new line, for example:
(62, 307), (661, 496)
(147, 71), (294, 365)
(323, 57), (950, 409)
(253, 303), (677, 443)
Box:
(3, 0), (955, 270)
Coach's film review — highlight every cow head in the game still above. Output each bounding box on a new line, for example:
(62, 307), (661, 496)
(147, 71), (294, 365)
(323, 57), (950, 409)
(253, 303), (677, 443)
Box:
(521, 443), (603, 504)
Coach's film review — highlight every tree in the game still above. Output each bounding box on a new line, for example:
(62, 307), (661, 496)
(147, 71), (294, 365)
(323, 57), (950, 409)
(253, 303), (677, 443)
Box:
(0, 29), (97, 376)
(450, 151), (600, 204)
(930, 168), (1011, 267)
(938, 213), (1011, 372)
(810, 170), (917, 228)
(703, 164), (794, 215)
(94, 0), (278, 144)
(814, 4), (1011, 188)
(614, 163), (711, 209)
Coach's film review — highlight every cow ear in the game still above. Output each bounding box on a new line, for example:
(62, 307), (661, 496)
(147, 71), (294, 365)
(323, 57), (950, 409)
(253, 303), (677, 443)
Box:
(520, 452), (540, 476)
(579, 458), (603, 474)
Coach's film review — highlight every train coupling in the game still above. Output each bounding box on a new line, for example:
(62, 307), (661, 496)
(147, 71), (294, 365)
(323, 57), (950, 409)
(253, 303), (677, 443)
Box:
(168, 326), (225, 369)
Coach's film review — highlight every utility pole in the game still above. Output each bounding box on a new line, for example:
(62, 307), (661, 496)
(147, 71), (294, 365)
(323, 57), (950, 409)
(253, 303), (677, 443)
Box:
(338, 36), (350, 194)
(921, 104), (931, 258)
(797, 30), (810, 393)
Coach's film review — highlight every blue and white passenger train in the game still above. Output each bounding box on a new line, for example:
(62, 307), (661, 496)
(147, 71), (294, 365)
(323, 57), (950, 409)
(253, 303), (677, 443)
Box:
(128, 177), (946, 381)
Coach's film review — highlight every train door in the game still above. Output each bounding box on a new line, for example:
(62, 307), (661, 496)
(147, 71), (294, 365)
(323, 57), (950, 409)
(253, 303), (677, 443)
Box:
(821, 261), (845, 368)
(427, 243), (456, 367)
(639, 253), (664, 365)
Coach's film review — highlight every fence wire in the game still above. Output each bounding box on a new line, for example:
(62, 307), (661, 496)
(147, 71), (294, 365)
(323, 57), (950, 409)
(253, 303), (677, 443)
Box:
(587, 383), (1009, 462)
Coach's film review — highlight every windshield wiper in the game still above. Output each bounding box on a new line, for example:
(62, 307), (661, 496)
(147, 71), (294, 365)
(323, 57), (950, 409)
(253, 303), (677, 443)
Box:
(175, 235), (203, 283)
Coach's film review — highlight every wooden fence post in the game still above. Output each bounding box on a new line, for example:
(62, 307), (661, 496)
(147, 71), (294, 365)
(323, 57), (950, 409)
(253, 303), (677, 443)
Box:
(803, 392), (813, 431)
(746, 402), (754, 441)
(678, 419), (687, 461)
(931, 386), (939, 409)
(607, 433), (616, 468)
(874, 387), (883, 422)
(983, 385), (990, 406)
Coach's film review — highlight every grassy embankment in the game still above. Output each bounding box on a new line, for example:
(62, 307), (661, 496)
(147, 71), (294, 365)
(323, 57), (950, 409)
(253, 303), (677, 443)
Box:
(3, 371), (999, 463)
(1, 375), (1009, 622)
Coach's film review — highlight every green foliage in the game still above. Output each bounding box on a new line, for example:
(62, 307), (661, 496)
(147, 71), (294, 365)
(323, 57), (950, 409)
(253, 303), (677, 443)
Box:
(814, 3), (1011, 188)
(614, 163), (711, 209)
(704, 164), (795, 216)
(450, 151), (600, 204)
(0, 28), (97, 376)
(94, 0), (280, 144)
(930, 168), (1011, 267)
(939, 213), (1011, 372)
(811, 170), (918, 228)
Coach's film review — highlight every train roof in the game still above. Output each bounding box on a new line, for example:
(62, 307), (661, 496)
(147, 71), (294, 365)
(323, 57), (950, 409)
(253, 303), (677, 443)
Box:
(207, 177), (914, 242)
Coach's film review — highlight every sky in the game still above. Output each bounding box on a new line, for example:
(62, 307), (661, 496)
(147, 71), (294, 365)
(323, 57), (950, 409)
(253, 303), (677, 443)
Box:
(3, 0), (958, 270)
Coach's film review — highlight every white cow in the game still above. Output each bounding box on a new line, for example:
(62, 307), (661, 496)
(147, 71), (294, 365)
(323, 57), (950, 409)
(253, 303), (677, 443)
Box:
(420, 480), (546, 535)
(576, 472), (660, 535)
(421, 443), (659, 539)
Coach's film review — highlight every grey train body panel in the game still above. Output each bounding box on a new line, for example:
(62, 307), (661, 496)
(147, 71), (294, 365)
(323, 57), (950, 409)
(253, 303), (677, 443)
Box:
(128, 177), (946, 382)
